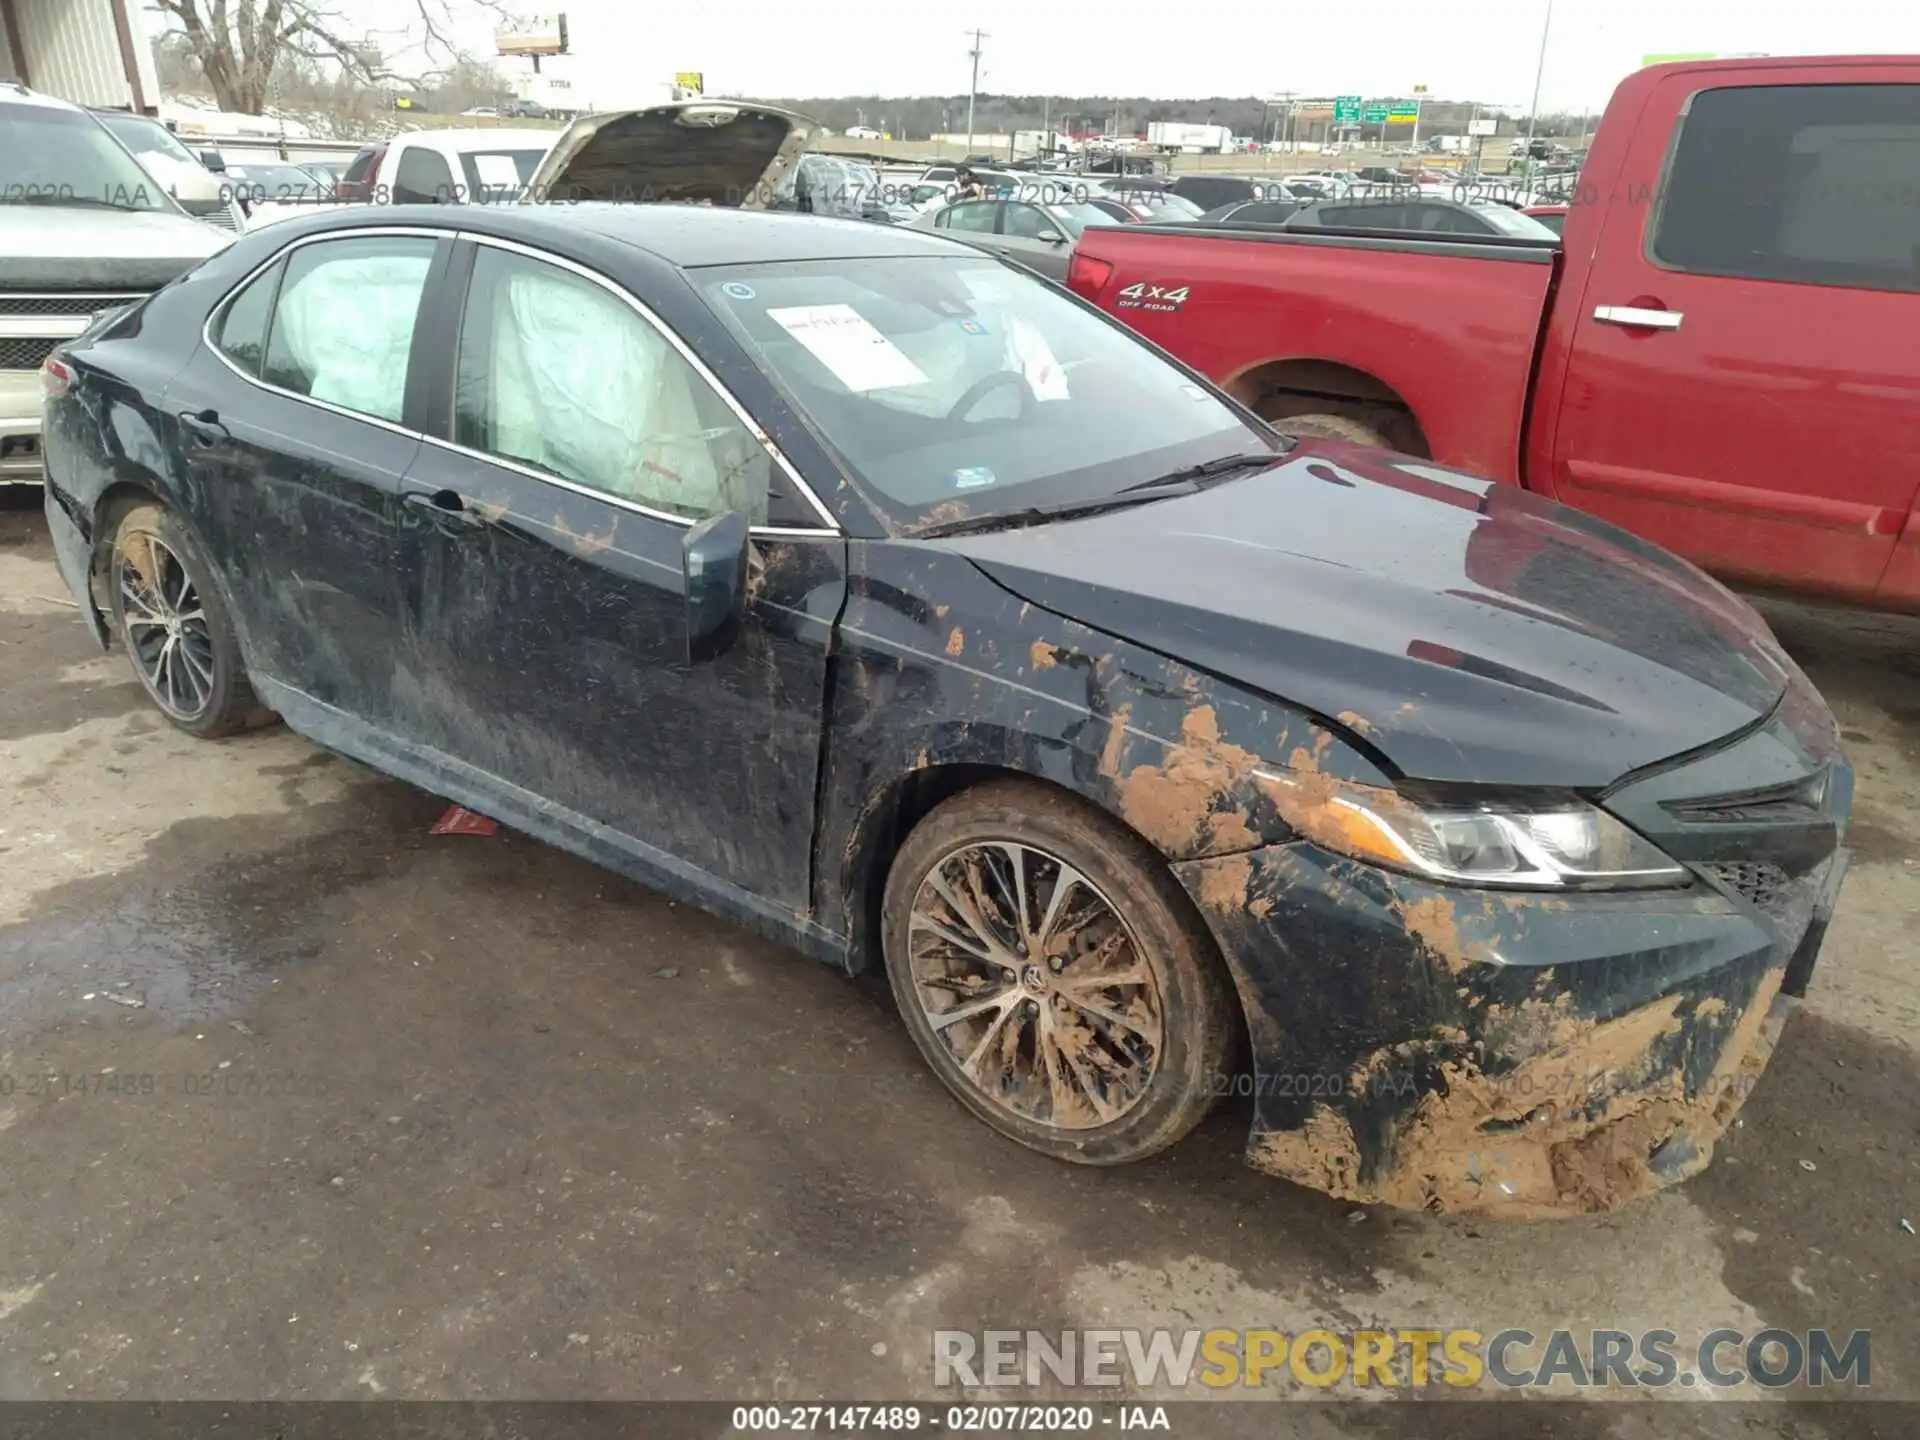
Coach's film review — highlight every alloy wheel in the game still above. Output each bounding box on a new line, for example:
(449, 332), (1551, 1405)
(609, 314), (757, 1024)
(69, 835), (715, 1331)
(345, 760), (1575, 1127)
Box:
(117, 530), (217, 722)
(906, 840), (1165, 1130)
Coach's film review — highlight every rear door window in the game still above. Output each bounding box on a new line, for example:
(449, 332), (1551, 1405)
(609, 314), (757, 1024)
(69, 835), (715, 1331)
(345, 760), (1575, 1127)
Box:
(261, 235), (437, 421)
(213, 260), (284, 376)
(1651, 83), (1920, 294)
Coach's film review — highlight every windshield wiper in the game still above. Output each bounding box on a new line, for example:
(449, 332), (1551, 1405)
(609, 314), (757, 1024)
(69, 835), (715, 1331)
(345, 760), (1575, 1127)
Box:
(916, 451), (1286, 540)
(917, 481), (1202, 539)
(1, 193), (148, 212)
(1115, 449), (1286, 492)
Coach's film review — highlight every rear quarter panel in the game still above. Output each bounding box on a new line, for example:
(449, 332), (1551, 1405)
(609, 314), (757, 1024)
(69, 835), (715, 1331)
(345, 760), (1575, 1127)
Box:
(1070, 227), (1556, 482)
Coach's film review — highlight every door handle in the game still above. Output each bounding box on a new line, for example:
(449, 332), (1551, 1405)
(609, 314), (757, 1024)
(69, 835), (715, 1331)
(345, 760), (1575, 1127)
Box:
(177, 408), (229, 446)
(403, 489), (488, 530)
(1593, 305), (1683, 331)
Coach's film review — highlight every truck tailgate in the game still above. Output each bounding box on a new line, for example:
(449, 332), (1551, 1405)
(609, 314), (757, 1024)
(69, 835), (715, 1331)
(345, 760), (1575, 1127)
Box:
(1070, 226), (1559, 484)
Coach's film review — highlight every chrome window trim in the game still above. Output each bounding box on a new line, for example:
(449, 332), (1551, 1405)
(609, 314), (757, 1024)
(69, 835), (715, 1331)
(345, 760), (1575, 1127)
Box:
(197, 223), (841, 538)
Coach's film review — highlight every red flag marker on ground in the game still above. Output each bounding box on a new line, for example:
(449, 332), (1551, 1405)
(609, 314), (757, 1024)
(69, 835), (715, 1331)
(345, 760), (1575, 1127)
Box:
(430, 805), (498, 836)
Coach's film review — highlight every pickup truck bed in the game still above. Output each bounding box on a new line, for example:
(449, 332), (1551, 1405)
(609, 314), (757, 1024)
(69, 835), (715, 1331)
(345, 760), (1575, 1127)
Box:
(1069, 225), (1559, 481)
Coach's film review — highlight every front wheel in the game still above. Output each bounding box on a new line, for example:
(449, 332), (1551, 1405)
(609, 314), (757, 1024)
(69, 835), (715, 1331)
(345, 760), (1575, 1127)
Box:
(881, 780), (1237, 1165)
(108, 501), (269, 738)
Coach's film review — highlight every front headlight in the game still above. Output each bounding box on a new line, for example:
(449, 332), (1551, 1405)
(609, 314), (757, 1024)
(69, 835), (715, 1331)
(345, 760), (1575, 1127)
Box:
(1254, 770), (1687, 890)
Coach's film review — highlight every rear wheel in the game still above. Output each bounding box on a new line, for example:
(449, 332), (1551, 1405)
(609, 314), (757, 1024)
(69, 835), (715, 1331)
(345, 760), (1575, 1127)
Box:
(881, 780), (1236, 1165)
(108, 502), (268, 738)
(1273, 411), (1391, 447)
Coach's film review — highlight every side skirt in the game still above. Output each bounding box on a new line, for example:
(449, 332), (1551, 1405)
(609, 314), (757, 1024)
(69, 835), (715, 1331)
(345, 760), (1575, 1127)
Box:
(253, 676), (855, 972)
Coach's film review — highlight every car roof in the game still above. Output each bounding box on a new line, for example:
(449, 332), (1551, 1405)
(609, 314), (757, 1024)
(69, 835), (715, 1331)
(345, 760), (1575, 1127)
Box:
(526, 203), (971, 266)
(402, 127), (555, 152)
(254, 200), (978, 269)
(1, 84), (83, 111)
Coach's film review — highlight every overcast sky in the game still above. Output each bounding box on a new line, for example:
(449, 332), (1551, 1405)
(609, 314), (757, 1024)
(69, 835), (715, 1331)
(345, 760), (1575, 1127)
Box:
(354, 0), (1915, 111)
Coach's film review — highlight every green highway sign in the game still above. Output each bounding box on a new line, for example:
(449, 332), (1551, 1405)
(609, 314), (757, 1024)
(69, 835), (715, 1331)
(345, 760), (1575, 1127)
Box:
(1333, 94), (1362, 125)
(1361, 103), (1390, 123)
(1389, 102), (1420, 119)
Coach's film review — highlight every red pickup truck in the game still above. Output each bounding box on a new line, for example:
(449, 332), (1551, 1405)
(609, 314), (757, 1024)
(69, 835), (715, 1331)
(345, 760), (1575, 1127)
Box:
(1067, 55), (1920, 612)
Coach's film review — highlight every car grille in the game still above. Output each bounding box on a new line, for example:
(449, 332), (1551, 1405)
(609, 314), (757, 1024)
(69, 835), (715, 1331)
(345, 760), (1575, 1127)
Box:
(1700, 861), (1793, 909)
(1663, 769), (1829, 825)
(0, 292), (147, 317)
(0, 337), (58, 370)
(181, 198), (240, 231)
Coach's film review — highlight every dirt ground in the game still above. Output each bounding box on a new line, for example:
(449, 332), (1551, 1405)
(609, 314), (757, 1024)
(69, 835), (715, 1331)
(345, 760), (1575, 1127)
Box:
(0, 498), (1914, 1436)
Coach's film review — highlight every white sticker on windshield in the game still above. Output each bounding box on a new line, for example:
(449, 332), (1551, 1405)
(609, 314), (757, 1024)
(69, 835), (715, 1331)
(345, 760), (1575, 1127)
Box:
(1006, 317), (1070, 402)
(768, 303), (929, 392)
(472, 153), (523, 189)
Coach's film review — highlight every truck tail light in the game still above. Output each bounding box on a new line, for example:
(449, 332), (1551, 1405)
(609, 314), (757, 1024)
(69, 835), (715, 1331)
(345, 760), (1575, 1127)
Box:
(42, 355), (73, 400)
(1067, 252), (1113, 298)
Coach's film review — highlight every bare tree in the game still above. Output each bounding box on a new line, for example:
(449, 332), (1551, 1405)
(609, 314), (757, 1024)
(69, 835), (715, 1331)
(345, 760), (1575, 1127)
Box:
(149, 0), (502, 114)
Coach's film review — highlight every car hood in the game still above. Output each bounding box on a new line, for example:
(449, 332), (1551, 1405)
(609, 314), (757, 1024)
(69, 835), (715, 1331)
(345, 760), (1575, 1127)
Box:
(0, 205), (231, 262)
(940, 443), (1796, 789)
(523, 99), (818, 206)
(0, 206), (232, 289)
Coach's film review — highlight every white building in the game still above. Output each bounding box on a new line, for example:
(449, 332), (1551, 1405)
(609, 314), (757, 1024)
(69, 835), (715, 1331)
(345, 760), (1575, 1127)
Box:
(0, 0), (161, 112)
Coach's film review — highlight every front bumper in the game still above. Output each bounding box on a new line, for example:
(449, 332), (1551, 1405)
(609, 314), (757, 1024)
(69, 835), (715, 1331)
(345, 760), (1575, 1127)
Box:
(1, 368), (44, 482)
(1174, 828), (1847, 1221)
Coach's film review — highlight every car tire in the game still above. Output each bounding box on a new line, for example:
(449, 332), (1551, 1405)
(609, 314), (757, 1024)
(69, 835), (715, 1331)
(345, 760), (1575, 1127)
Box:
(107, 501), (270, 739)
(881, 779), (1237, 1166)
(1274, 412), (1391, 447)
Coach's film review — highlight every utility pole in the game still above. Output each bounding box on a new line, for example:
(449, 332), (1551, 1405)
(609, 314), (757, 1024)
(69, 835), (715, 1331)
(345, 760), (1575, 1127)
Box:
(1523, 0), (1554, 153)
(964, 28), (987, 156)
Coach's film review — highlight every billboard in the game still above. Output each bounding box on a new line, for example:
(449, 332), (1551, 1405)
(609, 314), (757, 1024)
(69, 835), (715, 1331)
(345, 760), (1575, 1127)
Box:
(675, 71), (703, 93)
(496, 13), (569, 56)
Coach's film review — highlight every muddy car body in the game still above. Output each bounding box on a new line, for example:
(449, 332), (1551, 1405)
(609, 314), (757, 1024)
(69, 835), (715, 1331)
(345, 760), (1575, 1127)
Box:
(38, 102), (1852, 1219)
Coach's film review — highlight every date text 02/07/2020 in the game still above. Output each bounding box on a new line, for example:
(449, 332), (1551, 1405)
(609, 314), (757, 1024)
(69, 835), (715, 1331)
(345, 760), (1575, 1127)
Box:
(727, 1405), (1171, 1431)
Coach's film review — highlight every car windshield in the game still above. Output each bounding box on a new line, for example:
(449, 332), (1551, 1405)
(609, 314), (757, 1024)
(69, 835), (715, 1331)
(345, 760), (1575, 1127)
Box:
(0, 102), (179, 211)
(95, 112), (200, 168)
(1045, 202), (1119, 235)
(794, 156), (883, 215)
(229, 163), (328, 194)
(697, 254), (1277, 534)
(456, 147), (549, 197)
(1470, 203), (1561, 239)
(1145, 192), (1203, 219)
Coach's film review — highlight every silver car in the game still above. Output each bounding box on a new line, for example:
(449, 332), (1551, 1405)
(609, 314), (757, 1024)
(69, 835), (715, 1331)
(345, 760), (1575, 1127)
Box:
(908, 197), (1117, 282)
(0, 84), (233, 483)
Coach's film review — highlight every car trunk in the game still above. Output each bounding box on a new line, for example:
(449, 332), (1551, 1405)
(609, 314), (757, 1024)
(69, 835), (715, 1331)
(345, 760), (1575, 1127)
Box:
(523, 100), (819, 206)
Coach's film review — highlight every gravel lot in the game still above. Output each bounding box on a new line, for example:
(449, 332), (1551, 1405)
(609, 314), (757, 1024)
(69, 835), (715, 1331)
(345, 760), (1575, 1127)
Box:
(1, 497), (1913, 1436)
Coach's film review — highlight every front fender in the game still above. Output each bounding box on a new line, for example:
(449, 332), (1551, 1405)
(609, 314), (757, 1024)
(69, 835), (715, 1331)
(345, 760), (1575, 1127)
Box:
(812, 541), (1392, 968)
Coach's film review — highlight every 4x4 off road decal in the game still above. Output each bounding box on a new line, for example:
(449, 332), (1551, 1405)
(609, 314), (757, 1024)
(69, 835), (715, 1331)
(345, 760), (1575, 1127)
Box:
(1114, 283), (1190, 313)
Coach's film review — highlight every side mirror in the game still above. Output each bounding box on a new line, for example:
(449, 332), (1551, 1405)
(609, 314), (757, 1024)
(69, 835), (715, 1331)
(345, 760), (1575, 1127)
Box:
(198, 149), (226, 172)
(682, 509), (751, 664)
(1038, 229), (1065, 244)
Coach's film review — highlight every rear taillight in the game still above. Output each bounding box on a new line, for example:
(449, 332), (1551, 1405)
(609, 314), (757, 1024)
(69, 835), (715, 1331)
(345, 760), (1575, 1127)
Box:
(41, 355), (73, 400)
(1066, 252), (1114, 298)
